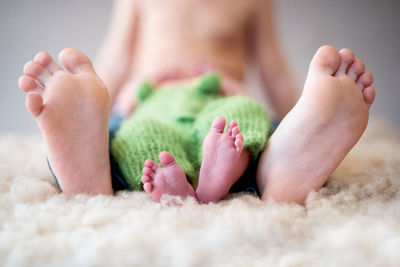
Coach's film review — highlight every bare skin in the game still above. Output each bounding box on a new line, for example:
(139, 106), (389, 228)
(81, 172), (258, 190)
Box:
(141, 45), (375, 204)
(18, 49), (113, 195)
(18, 48), (251, 201)
(96, 0), (297, 118)
(256, 45), (375, 205)
(196, 117), (248, 203)
(141, 117), (248, 203)
(18, 45), (375, 204)
(141, 151), (195, 202)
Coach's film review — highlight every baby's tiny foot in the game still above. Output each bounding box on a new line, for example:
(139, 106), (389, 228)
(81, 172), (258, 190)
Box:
(196, 116), (248, 203)
(142, 151), (195, 202)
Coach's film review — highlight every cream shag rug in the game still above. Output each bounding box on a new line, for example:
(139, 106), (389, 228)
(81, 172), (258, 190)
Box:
(1, 120), (400, 267)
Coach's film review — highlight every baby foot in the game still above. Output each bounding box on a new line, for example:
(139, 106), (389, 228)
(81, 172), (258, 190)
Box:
(142, 151), (195, 202)
(196, 116), (248, 203)
(257, 45), (375, 204)
(18, 49), (113, 195)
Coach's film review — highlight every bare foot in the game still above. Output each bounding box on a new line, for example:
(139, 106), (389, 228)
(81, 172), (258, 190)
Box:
(196, 116), (249, 203)
(257, 45), (375, 204)
(142, 151), (195, 202)
(18, 49), (113, 195)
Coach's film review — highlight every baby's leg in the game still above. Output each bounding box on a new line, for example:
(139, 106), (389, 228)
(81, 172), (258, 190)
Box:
(142, 151), (195, 202)
(191, 94), (270, 203)
(256, 45), (375, 204)
(191, 95), (270, 203)
(196, 117), (249, 203)
(111, 117), (198, 191)
(18, 49), (113, 195)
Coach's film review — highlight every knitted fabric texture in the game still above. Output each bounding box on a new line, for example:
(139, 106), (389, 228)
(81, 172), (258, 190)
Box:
(111, 73), (270, 190)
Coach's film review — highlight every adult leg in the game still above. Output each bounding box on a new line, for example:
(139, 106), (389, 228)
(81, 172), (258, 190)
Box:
(256, 45), (375, 204)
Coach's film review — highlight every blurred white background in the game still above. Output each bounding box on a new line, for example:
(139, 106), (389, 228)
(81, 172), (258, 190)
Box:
(1, 0), (399, 133)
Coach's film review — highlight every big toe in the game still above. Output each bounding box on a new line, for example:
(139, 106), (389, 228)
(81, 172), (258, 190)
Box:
(158, 151), (177, 167)
(309, 45), (341, 76)
(58, 48), (94, 74)
(211, 116), (226, 133)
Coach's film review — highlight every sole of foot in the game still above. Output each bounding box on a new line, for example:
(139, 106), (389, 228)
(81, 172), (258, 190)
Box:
(196, 116), (249, 203)
(18, 49), (113, 195)
(142, 151), (195, 202)
(257, 45), (375, 204)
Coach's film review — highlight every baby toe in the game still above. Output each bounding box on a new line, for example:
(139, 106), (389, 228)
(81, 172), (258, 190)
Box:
(211, 116), (226, 133)
(235, 138), (244, 152)
(145, 159), (154, 168)
(143, 167), (154, 176)
(236, 133), (244, 142)
(143, 182), (152, 193)
(232, 126), (240, 136)
(228, 120), (238, 130)
(224, 128), (232, 137)
(142, 175), (151, 183)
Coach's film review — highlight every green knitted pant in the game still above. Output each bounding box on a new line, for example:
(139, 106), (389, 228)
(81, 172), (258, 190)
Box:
(111, 73), (271, 190)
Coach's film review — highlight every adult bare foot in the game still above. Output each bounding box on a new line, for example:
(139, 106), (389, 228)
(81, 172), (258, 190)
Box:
(196, 116), (249, 203)
(257, 45), (375, 204)
(18, 49), (113, 195)
(142, 151), (195, 202)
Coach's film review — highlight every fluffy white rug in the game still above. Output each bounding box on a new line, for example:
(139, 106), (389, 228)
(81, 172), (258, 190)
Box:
(1, 120), (400, 267)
